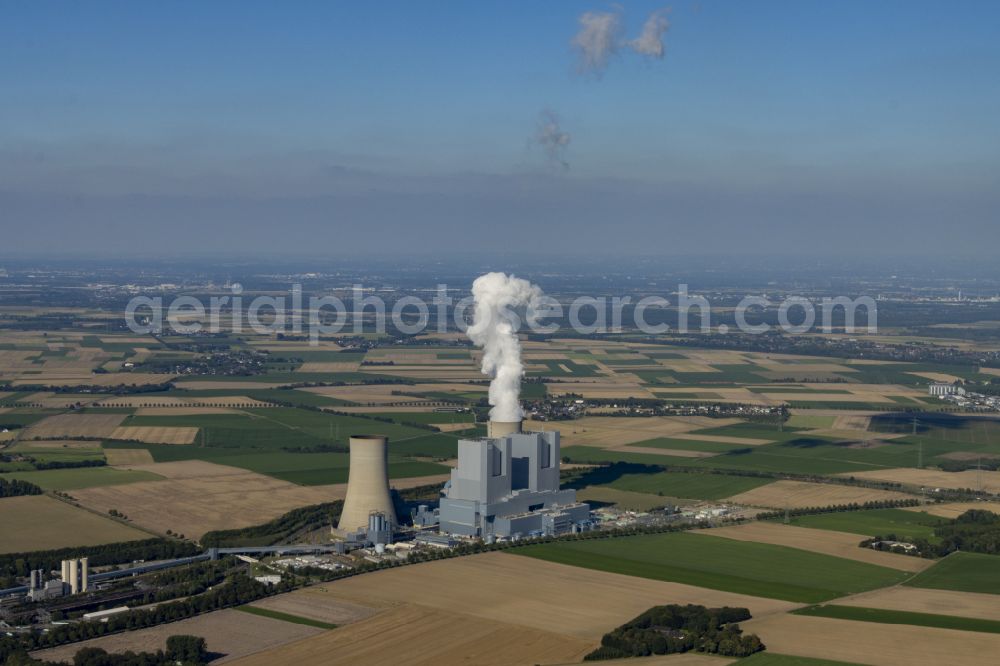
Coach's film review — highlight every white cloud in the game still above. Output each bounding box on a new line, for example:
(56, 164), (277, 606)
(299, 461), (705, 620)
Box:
(572, 10), (623, 74)
(629, 9), (670, 59)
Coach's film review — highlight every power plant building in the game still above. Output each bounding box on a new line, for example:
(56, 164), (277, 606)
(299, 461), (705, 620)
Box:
(60, 557), (89, 595)
(438, 423), (589, 538)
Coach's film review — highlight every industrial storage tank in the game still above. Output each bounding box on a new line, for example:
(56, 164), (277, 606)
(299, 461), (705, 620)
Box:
(336, 435), (397, 534)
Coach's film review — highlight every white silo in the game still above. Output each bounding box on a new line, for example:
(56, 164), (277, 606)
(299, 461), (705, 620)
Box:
(336, 435), (397, 534)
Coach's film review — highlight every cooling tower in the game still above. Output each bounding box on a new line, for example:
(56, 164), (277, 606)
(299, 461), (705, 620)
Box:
(337, 435), (397, 534)
(488, 420), (522, 438)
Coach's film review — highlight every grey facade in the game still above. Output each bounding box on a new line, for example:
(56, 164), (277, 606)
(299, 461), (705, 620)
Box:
(439, 427), (590, 538)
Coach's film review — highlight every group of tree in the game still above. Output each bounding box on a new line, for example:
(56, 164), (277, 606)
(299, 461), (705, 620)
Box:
(3, 635), (208, 666)
(862, 509), (1000, 558)
(584, 604), (765, 660)
(0, 477), (43, 498)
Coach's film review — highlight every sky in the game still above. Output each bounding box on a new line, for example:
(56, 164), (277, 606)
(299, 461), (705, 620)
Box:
(1, 1), (998, 258)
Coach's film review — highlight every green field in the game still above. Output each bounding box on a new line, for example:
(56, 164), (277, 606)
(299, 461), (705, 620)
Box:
(905, 552), (1000, 594)
(736, 654), (863, 666)
(630, 437), (757, 454)
(236, 605), (337, 629)
(603, 470), (775, 500)
(0, 467), (164, 490)
(794, 604), (1000, 634)
(516, 532), (909, 603)
(782, 509), (943, 540)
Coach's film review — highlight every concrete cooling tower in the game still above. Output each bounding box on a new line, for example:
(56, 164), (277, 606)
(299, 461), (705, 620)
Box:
(487, 420), (522, 438)
(337, 435), (397, 534)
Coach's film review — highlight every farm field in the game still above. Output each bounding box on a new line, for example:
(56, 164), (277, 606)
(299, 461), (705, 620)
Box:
(0, 466), (163, 490)
(793, 604), (1000, 634)
(835, 586), (1000, 622)
(0, 495), (150, 553)
(739, 613), (1000, 666)
(283, 551), (798, 638)
(904, 552), (1000, 594)
(705, 522), (932, 573)
(839, 468), (1000, 493)
(30, 608), (324, 664)
(600, 470), (776, 500)
(724, 480), (916, 509)
(515, 532), (910, 602)
(227, 604), (593, 666)
(781, 508), (943, 540)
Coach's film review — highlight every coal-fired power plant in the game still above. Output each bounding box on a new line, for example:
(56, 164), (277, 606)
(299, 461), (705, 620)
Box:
(336, 435), (397, 534)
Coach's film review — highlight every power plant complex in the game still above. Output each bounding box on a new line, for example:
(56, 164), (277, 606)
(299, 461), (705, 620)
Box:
(335, 420), (590, 545)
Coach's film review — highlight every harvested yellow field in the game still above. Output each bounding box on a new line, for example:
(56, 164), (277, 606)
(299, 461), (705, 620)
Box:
(904, 501), (1000, 519)
(841, 468), (1000, 494)
(0, 495), (149, 553)
(31, 608), (322, 665)
(26, 413), (126, 438)
(110, 425), (199, 444)
(302, 551), (798, 641)
(838, 586), (1000, 622)
(726, 480), (915, 509)
(230, 604), (593, 666)
(173, 381), (287, 390)
(524, 415), (740, 448)
(71, 461), (346, 539)
(297, 361), (361, 372)
(832, 414), (873, 430)
(105, 448), (155, 465)
(614, 446), (718, 458)
(248, 592), (377, 626)
(741, 613), (1000, 666)
(705, 522), (931, 573)
(668, 432), (774, 446)
(909, 371), (964, 383)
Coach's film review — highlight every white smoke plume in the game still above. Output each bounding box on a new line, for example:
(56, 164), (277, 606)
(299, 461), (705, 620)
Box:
(629, 9), (670, 58)
(535, 109), (572, 171)
(466, 272), (543, 422)
(572, 9), (623, 74)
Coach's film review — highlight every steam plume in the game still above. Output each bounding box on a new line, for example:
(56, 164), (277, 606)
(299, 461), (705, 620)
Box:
(467, 272), (543, 422)
(535, 110), (572, 171)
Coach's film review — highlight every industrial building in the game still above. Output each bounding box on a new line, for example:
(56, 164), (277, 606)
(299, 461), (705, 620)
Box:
(438, 421), (590, 538)
(336, 434), (398, 538)
(61, 558), (89, 595)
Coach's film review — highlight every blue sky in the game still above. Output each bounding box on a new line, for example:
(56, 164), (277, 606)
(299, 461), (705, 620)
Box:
(2, 1), (998, 256)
